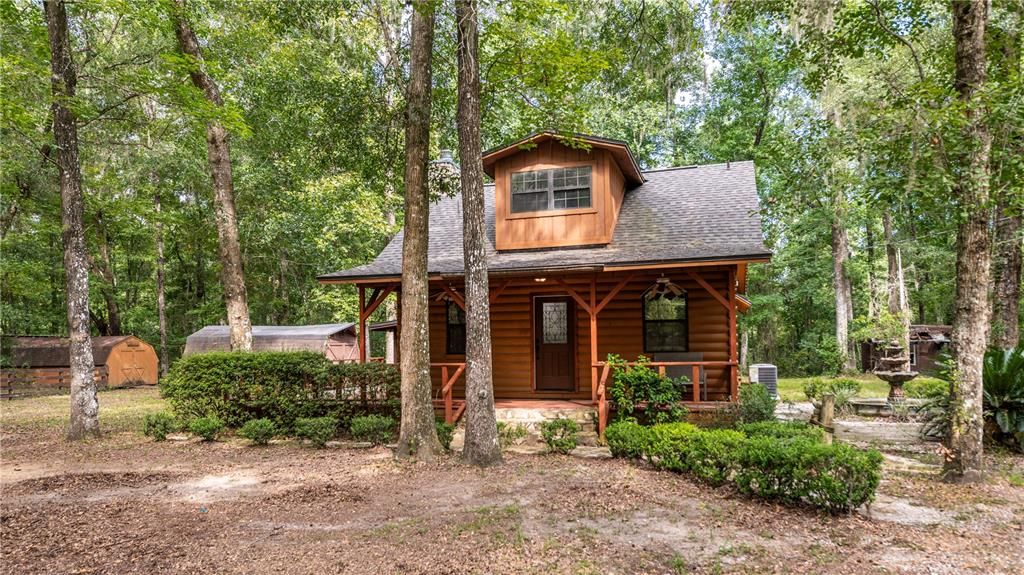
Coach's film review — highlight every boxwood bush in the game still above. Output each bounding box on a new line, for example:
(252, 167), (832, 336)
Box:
(239, 418), (277, 446)
(606, 420), (883, 513)
(296, 416), (337, 448)
(161, 352), (399, 431)
(142, 412), (177, 441)
(189, 416), (224, 441)
(350, 414), (395, 445)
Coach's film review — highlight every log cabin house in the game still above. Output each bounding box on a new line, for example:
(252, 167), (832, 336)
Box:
(319, 132), (770, 435)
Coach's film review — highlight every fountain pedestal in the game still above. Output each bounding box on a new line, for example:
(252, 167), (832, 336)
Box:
(874, 342), (918, 403)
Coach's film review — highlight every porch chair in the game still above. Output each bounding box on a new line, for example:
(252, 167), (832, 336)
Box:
(652, 352), (708, 402)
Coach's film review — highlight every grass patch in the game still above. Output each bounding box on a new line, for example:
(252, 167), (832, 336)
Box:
(0, 387), (167, 433)
(455, 504), (524, 546)
(775, 374), (944, 402)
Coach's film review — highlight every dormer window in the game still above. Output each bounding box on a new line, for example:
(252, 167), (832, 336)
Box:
(511, 166), (592, 213)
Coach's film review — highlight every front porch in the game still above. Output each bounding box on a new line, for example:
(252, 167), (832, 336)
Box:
(349, 265), (747, 436)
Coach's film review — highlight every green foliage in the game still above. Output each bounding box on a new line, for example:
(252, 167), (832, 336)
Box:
(904, 378), (949, 399)
(238, 418), (277, 446)
(539, 418), (580, 454)
(737, 383), (776, 424)
(606, 354), (688, 424)
(604, 420), (650, 459)
(496, 421), (528, 449)
(435, 420), (456, 451)
(142, 412), (177, 441)
(803, 377), (862, 413)
(160, 352), (399, 431)
(349, 415), (395, 446)
(609, 420), (882, 512)
(296, 417), (337, 448)
(982, 347), (1024, 450)
(734, 438), (883, 513)
(188, 416), (224, 441)
(737, 421), (825, 442)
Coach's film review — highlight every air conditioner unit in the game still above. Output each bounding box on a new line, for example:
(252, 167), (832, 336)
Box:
(748, 364), (778, 398)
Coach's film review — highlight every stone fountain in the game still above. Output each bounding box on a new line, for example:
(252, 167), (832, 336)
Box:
(874, 340), (918, 403)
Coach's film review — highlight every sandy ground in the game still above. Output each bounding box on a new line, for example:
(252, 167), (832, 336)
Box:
(2, 389), (1023, 574)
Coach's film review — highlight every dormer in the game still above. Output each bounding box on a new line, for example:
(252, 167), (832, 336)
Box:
(482, 132), (645, 251)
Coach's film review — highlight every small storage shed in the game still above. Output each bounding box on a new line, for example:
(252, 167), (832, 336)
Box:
(5, 335), (159, 388)
(183, 324), (358, 362)
(860, 324), (952, 376)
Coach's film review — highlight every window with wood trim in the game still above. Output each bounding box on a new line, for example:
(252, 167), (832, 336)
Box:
(643, 294), (688, 353)
(446, 301), (466, 355)
(510, 166), (592, 213)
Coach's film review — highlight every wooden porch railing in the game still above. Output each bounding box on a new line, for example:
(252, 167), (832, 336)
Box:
(434, 362), (466, 424)
(592, 360), (738, 437)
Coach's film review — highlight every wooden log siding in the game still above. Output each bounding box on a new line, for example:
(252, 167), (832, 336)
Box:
(425, 267), (737, 401)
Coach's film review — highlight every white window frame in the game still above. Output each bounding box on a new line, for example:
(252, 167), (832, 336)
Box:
(510, 166), (592, 213)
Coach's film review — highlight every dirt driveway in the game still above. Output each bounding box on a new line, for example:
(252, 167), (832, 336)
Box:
(2, 389), (1023, 574)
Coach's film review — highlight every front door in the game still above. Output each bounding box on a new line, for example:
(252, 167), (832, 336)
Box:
(534, 297), (575, 391)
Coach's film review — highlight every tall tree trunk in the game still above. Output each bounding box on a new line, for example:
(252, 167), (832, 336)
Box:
(396, 0), (441, 460)
(866, 221), (878, 319)
(44, 0), (98, 440)
(155, 190), (169, 375)
(172, 0), (252, 352)
(883, 211), (911, 355)
(992, 202), (1022, 350)
(831, 208), (854, 372)
(946, 0), (992, 482)
(457, 0), (501, 467)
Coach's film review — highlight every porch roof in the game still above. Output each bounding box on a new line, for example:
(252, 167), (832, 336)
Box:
(319, 161), (769, 283)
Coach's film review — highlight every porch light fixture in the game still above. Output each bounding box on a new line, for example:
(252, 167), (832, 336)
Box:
(534, 277), (547, 283)
(645, 276), (685, 301)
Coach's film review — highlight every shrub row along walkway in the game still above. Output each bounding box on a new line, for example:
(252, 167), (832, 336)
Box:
(2, 388), (1023, 574)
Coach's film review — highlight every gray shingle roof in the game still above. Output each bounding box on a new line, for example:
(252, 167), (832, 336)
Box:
(319, 161), (769, 281)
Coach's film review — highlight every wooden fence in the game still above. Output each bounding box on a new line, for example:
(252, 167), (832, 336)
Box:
(0, 367), (109, 400)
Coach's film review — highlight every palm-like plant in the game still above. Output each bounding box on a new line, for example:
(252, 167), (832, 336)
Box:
(982, 347), (1024, 448)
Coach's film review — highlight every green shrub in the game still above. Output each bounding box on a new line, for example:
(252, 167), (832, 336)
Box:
(607, 354), (688, 424)
(647, 425), (743, 485)
(983, 347), (1024, 450)
(540, 418), (580, 454)
(296, 416), (337, 447)
(160, 352), (399, 431)
(435, 420), (456, 451)
(738, 383), (776, 423)
(496, 421), (528, 449)
(142, 412), (177, 441)
(645, 422), (701, 469)
(803, 377), (861, 414)
(188, 416), (224, 441)
(734, 438), (883, 513)
(349, 415), (394, 446)
(904, 378), (948, 399)
(604, 420), (650, 459)
(239, 418), (277, 446)
(738, 421), (825, 442)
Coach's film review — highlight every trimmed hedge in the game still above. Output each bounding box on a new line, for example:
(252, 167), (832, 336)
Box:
(239, 418), (277, 446)
(605, 419), (882, 513)
(350, 414), (395, 445)
(161, 352), (399, 431)
(296, 417), (336, 447)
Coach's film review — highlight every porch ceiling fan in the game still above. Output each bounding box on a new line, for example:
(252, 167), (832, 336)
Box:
(644, 275), (685, 301)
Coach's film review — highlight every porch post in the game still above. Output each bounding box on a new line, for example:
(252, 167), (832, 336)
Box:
(590, 275), (598, 404)
(728, 266), (738, 400)
(358, 286), (367, 363)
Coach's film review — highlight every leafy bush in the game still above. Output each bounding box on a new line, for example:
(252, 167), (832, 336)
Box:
(904, 378), (948, 399)
(982, 347), (1024, 449)
(239, 418), (277, 446)
(738, 383), (776, 423)
(496, 421), (528, 449)
(737, 421), (825, 442)
(734, 438), (883, 513)
(296, 416), (337, 447)
(435, 420), (456, 451)
(540, 418), (580, 454)
(609, 420), (882, 513)
(161, 352), (399, 431)
(349, 415), (394, 445)
(606, 354), (688, 424)
(188, 416), (224, 441)
(782, 336), (845, 377)
(604, 420), (650, 459)
(142, 412), (177, 441)
(803, 377), (861, 414)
